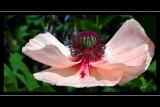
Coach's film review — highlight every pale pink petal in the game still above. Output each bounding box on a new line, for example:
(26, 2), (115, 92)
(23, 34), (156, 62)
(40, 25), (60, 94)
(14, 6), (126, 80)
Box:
(106, 44), (148, 66)
(91, 59), (146, 85)
(105, 19), (155, 67)
(34, 63), (122, 88)
(23, 44), (79, 69)
(95, 19), (154, 84)
(22, 32), (71, 57)
(22, 32), (79, 68)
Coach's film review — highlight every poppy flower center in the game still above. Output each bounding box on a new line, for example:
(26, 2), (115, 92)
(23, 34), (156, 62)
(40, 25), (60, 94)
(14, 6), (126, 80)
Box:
(69, 31), (106, 78)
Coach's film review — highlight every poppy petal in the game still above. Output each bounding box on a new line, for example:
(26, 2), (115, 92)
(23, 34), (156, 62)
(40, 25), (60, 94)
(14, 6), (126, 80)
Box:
(22, 32), (79, 68)
(91, 59), (146, 85)
(98, 19), (154, 84)
(105, 19), (154, 67)
(33, 64), (122, 88)
(22, 32), (71, 57)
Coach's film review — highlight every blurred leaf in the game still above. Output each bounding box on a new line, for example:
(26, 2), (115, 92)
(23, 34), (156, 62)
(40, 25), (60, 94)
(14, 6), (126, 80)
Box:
(78, 19), (97, 31)
(96, 15), (99, 31)
(101, 32), (110, 41)
(66, 87), (76, 92)
(4, 84), (7, 92)
(9, 53), (39, 91)
(30, 29), (41, 34)
(55, 23), (65, 31)
(4, 31), (20, 51)
(120, 77), (143, 91)
(26, 15), (45, 28)
(16, 25), (30, 38)
(148, 60), (156, 73)
(14, 72), (27, 85)
(103, 87), (119, 92)
(18, 87), (28, 92)
(4, 64), (18, 92)
(131, 77), (143, 88)
(4, 15), (16, 20)
(120, 15), (133, 20)
(100, 15), (117, 30)
(141, 79), (156, 92)
(33, 83), (55, 92)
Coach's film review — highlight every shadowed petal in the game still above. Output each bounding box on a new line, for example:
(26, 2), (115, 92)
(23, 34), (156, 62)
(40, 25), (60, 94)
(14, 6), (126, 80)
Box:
(91, 59), (146, 85)
(98, 19), (154, 84)
(33, 63), (122, 88)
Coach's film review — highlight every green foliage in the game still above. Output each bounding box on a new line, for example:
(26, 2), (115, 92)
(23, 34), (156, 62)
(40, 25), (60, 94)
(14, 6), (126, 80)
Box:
(4, 64), (18, 92)
(66, 87), (77, 92)
(26, 15), (45, 28)
(9, 53), (39, 91)
(4, 15), (156, 92)
(148, 60), (156, 74)
(16, 25), (30, 38)
(103, 87), (120, 92)
(33, 83), (56, 92)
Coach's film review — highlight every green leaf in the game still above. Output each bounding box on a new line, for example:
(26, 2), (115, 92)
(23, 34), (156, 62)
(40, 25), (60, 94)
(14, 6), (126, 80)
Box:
(148, 60), (156, 73)
(127, 78), (142, 87)
(141, 79), (156, 92)
(55, 23), (65, 31)
(14, 72), (27, 86)
(103, 87), (119, 92)
(30, 29), (41, 34)
(120, 15), (133, 20)
(78, 19), (97, 31)
(18, 87), (28, 92)
(9, 53), (39, 91)
(16, 25), (30, 38)
(4, 31), (21, 51)
(101, 32), (110, 41)
(66, 87), (76, 92)
(33, 83), (56, 92)
(80, 19), (97, 31)
(100, 15), (117, 29)
(96, 15), (99, 31)
(4, 64), (18, 92)
(4, 84), (7, 92)
(26, 15), (45, 28)
(120, 77), (143, 92)
(4, 15), (16, 20)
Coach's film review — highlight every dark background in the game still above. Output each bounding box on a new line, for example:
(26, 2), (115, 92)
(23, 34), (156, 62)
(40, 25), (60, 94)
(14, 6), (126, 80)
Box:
(0, 0), (160, 11)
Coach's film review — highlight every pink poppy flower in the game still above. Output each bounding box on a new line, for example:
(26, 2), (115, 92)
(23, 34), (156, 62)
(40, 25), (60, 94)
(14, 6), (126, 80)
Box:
(22, 19), (155, 88)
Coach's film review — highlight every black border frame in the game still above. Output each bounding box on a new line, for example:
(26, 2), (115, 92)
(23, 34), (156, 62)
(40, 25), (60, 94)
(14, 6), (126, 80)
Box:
(1, 11), (160, 96)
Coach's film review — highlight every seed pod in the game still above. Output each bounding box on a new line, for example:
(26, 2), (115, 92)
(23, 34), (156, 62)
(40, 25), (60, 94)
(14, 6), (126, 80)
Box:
(82, 36), (86, 47)
(86, 37), (90, 48)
